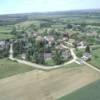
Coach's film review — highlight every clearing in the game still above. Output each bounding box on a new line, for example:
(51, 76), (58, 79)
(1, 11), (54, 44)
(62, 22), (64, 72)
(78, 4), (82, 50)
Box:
(0, 63), (99, 100)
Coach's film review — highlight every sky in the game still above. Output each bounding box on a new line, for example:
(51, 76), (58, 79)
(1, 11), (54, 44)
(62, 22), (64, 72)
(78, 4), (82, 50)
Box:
(0, 0), (100, 14)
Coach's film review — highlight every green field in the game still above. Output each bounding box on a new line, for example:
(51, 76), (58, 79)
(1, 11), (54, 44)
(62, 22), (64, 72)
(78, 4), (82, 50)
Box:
(58, 79), (100, 100)
(89, 48), (100, 69)
(64, 62), (84, 68)
(0, 25), (15, 40)
(0, 33), (14, 40)
(0, 26), (12, 33)
(0, 58), (34, 79)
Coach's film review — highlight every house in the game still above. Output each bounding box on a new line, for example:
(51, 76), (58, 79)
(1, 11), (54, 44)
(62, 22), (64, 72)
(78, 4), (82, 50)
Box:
(32, 32), (38, 37)
(77, 41), (86, 49)
(62, 49), (71, 60)
(63, 32), (69, 37)
(86, 32), (97, 37)
(0, 41), (6, 50)
(21, 53), (26, 60)
(44, 35), (55, 46)
(55, 44), (71, 60)
(82, 52), (92, 61)
(44, 53), (52, 60)
(63, 33), (69, 41)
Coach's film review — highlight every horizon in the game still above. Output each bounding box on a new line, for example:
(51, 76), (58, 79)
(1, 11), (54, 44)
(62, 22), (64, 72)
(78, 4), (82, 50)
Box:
(0, 8), (100, 16)
(0, 0), (100, 15)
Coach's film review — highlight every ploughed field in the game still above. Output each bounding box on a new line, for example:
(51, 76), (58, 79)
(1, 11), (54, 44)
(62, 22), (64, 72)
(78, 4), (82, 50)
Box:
(0, 64), (100, 100)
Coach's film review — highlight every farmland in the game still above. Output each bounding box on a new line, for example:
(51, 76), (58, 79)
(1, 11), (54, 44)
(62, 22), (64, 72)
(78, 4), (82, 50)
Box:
(0, 64), (99, 100)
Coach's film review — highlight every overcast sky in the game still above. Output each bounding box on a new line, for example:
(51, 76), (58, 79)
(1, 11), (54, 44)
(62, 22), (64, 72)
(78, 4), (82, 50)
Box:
(0, 0), (100, 14)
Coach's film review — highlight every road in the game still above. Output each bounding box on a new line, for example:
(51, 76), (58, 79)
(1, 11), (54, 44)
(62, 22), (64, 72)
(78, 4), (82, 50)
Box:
(62, 43), (100, 73)
(9, 43), (75, 70)
(9, 43), (100, 72)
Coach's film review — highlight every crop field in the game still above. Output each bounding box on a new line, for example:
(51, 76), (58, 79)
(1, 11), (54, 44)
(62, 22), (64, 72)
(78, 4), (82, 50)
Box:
(0, 64), (99, 100)
(0, 59), (34, 79)
(58, 79), (100, 100)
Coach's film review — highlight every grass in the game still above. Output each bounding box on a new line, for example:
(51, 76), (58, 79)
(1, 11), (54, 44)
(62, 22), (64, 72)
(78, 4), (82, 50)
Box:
(58, 79), (100, 100)
(45, 58), (55, 66)
(89, 48), (100, 69)
(16, 20), (40, 28)
(74, 49), (85, 58)
(0, 33), (14, 40)
(64, 63), (84, 68)
(0, 58), (34, 79)
(0, 25), (12, 33)
(0, 25), (15, 40)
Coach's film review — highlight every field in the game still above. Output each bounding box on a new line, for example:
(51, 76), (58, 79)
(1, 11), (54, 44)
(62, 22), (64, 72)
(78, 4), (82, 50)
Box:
(0, 26), (12, 33)
(58, 80), (100, 100)
(0, 25), (14, 40)
(0, 64), (99, 100)
(0, 33), (14, 40)
(89, 48), (100, 69)
(0, 59), (34, 79)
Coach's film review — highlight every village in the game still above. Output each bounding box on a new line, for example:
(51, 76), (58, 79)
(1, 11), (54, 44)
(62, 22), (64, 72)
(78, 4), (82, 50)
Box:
(0, 27), (94, 67)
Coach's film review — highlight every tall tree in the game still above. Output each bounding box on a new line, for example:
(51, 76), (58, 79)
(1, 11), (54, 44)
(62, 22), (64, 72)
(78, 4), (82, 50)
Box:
(85, 45), (91, 53)
(11, 26), (17, 35)
(52, 48), (64, 65)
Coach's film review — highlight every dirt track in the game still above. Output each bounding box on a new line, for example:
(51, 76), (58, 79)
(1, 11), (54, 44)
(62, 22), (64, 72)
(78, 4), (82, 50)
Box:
(0, 66), (100, 100)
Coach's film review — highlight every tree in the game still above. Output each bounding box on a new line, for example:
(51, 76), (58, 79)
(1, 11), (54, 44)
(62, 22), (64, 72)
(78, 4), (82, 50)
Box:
(67, 24), (73, 29)
(33, 36), (45, 64)
(52, 48), (64, 65)
(29, 24), (38, 32)
(11, 26), (17, 35)
(73, 42), (77, 49)
(85, 45), (91, 53)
